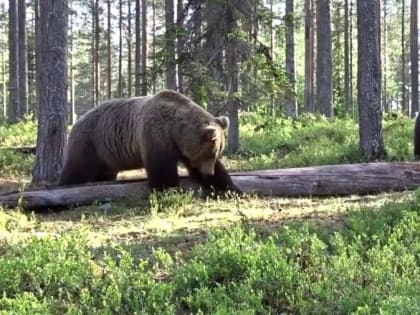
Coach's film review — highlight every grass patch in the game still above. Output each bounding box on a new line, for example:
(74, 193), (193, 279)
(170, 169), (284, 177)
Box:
(0, 190), (419, 313)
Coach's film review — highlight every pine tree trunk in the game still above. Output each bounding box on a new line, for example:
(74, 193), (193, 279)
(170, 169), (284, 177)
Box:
(401, 0), (407, 115)
(34, 0), (40, 115)
(410, 0), (418, 116)
(316, 0), (333, 117)
(285, 0), (297, 118)
(8, 0), (19, 122)
(127, 0), (132, 97)
(107, 0), (112, 99)
(118, 0), (123, 97)
(18, 0), (27, 117)
(165, 0), (176, 90)
(357, 0), (386, 160)
(142, 0), (148, 95)
(91, 0), (95, 105)
(177, 0), (184, 93)
(304, 0), (314, 113)
(152, 0), (156, 94)
(349, 1), (354, 116)
(94, 0), (100, 102)
(135, 0), (141, 96)
(383, 0), (388, 113)
(69, 0), (76, 124)
(32, 0), (68, 187)
(344, 0), (350, 113)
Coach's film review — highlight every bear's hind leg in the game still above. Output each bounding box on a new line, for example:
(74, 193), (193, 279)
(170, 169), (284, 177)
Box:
(59, 142), (112, 186)
(144, 152), (179, 191)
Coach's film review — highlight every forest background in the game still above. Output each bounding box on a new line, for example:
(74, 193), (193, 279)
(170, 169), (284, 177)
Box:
(0, 0), (420, 314)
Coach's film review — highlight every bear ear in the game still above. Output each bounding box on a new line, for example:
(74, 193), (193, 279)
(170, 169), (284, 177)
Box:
(215, 116), (230, 130)
(202, 125), (218, 142)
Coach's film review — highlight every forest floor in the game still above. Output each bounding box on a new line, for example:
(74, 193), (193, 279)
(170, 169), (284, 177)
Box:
(0, 171), (413, 261)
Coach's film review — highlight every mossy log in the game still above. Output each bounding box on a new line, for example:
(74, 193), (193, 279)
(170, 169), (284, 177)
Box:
(1, 162), (420, 210)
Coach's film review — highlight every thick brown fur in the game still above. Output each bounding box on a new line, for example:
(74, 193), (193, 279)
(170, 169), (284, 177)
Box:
(415, 114), (420, 160)
(59, 89), (241, 195)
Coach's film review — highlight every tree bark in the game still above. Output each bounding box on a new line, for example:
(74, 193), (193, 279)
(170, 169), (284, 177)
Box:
(304, 0), (314, 113)
(176, 0), (184, 93)
(31, 0), (68, 187)
(18, 0), (28, 116)
(94, 0), (100, 102)
(410, 0), (418, 116)
(127, 0), (132, 97)
(8, 0), (19, 122)
(401, 0), (407, 115)
(69, 0), (76, 124)
(118, 0), (123, 97)
(107, 0), (112, 99)
(226, 8), (240, 154)
(91, 0), (95, 105)
(4, 163), (420, 210)
(135, 0), (141, 96)
(316, 0), (333, 117)
(357, 0), (386, 160)
(285, 0), (297, 118)
(142, 0), (148, 95)
(344, 0), (350, 113)
(165, 0), (176, 90)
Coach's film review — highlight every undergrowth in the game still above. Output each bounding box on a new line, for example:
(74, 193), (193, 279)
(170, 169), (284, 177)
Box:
(1, 190), (420, 314)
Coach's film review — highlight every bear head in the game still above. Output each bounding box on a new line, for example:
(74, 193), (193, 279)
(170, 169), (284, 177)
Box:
(179, 116), (230, 176)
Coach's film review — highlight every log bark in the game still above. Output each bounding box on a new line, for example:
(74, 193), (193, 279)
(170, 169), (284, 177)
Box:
(0, 146), (36, 154)
(2, 162), (420, 210)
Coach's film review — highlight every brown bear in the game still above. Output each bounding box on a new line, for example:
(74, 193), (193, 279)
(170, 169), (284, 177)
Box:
(58, 89), (241, 195)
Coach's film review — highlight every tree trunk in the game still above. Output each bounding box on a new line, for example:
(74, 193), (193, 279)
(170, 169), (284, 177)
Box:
(5, 162), (420, 210)
(32, 0), (68, 187)
(285, 0), (297, 118)
(349, 0), (355, 117)
(127, 0), (132, 97)
(357, 0), (386, 160)
(135, 0), (141, 96)
(382, 0), (388, 113)
(34, 0), (40, 115)
(107, 0), (112, 99)
(18, 0), (27, 117)
(118, 0), (123, 97)
(401, 0), (407, 115)
(344, 0), (350, 113)
(94, 0), (100, 103)
(177, 0), (184, 93)
(8, 0), (19, 122)
(315, 0), (333, 117)
(142, 0), (148, 95)
(226, 11), (240, 154)
(69, 0), (76, 124)
(410, 0), (418, 117)
(203, 1), (225, 114)
(2, 48), (6, 119)
(304, 0), (314, 113)
(269, 0), (274, 115)
(165, 0), (176, 90)
(151, 0), (156, 94)
(91, 0), (95, 105)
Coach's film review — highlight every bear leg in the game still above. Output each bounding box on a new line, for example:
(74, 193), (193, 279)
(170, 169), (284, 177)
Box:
(187, 159), (242, 195)
(144, 152), (179, 191)
(59, 142), (116, 185)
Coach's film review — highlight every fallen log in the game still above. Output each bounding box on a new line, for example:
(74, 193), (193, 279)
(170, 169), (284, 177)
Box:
(1, 162), (420, 210)
(0, 146), (36, 154)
